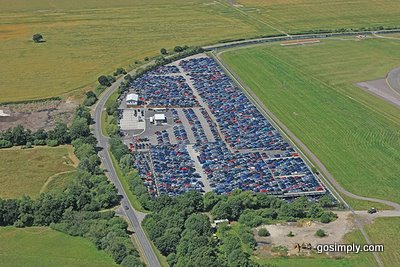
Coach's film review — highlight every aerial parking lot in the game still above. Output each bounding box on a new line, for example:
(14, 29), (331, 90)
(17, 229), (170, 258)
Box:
(118, 54), (326, 197)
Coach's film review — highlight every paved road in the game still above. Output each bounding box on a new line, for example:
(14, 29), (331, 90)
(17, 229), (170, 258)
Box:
(93, 74), (160, 267)
(386, 67), (400, 96)
(212, 52), (389, 267)
(203, 29), (400, 51)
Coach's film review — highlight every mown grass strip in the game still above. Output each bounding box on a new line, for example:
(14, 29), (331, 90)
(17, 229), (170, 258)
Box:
(109, 151), (146, 213)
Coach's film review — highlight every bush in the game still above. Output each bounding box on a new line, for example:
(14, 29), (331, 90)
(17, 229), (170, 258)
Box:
(83, 96), (97, 106)
(316, 229), (326, 237)
(114, 67), (127, 76)
(95, 85), (107, 95)
(0, 139), (12, 148)
(24, 142), (33, 148)
(47, 139), (59, 147)
(287, 231), (295, 237)
(98, 75), (111, 87)
(174, 46), (184, 53)
(33, 139), (46, 146)
(160, 48), (168, 55)
(320, 211), (337, 223)
(258, 228), (270, 237)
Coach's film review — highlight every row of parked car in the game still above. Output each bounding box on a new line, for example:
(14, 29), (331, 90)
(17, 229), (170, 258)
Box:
(171, 109), (190, 144)
(152, 65), (180, 75)
(193, 141), (323, 194)
(133, 153), (157, 197)
(180, 57), (291, 151)
(183, 108), (209, 144)
(129, 72), (199, 107)
(150, 144), (203, 196)
(200, 108), (220, 140)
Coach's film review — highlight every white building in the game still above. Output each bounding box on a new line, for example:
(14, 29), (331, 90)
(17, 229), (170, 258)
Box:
(154, 114), (166, 125)
(126, 93), (139, 107)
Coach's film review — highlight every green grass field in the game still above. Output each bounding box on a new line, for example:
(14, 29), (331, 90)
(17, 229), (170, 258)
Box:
(236, 0), (400, 34)
(0, 0), (273, 102)
(0, 146), (76, 199)
(341, 196), (394, 211)
(0, 227), (116, 267)
(364, 217), (400, 266)
(1, 0), (400, 102)
(221, 38), (400, 205)
(43, 170), (77, 193)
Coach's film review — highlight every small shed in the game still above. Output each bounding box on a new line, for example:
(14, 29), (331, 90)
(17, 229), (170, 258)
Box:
(154, 114), (166, 125)
(126, 93), (139, 106)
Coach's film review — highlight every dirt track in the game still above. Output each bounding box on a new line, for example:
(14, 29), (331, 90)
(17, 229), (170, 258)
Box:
(255, 211), (355, 256)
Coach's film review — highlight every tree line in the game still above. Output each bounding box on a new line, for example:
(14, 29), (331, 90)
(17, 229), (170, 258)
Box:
(0, 105), (92, 148)
(0, 106), (144, 266)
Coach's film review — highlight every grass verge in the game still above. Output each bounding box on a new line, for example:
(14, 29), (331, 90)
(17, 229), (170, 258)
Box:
(101, 90), (119, 137)
(109, 151), (146, 213)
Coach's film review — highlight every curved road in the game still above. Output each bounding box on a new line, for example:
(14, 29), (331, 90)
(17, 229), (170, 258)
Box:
(93, 75), (160, 267)
(387, 67), (400, 96)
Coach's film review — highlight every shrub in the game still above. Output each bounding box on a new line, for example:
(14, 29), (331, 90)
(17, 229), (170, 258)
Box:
(84, 91), (97, 106)
(320, 211), (337, 223)
(25, 142), (33, 148)
(33, 139), (46, 146)
(316, 229), (326, 237)
(95, 85), (107, 95)
(114, 67), (127, 76)
(47, 139), (59, 147)
(287, 231), (295, 237)
(174, 46), (184, 52)
(160, 48), (168, 55)
(0, 139), (12, 148)
(258, 228), (270, 237)
(83, 96), (97, 106)
(98, 75), (111, 87)
(32, 33), (43, 43)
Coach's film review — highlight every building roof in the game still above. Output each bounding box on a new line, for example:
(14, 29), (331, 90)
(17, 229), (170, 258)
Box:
(154, 114), (166, 121)
(127, 93), (139, 102)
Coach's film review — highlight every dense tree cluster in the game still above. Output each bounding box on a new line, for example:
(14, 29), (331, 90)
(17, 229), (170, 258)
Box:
(142, 192), (225, 267)
(98, 75), (116, 87)
(0, 105), (93, 148)
(83, 91), (98, 106)
(218, 223), (258, 267)
(0, 106), (144, 266)
(51, 211), (144, 265)
(140, 189), (338, 266)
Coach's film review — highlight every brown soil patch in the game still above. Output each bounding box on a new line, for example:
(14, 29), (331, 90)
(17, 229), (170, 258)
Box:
(0, 99), (77, 131)
(254, 211), (355, 257)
